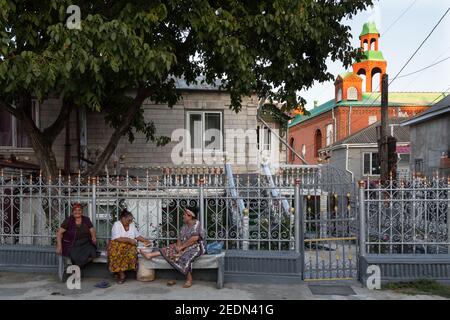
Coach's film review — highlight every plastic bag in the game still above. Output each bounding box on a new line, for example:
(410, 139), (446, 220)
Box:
(137, 264), (155, 282)
(206, 241), (223, 255)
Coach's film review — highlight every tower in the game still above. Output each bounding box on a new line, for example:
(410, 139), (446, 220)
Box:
(352, 22), (387, 93)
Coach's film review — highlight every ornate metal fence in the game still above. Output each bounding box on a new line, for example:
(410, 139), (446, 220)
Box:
(360, 177), (450, 255)
(0, 168), (301, 252)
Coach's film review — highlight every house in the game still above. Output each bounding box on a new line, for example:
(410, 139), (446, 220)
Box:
(402, 94), (450, 177)
(325, 118), (411, 182)
(288, 22), (449, 165)
(0, 80), (290, 176)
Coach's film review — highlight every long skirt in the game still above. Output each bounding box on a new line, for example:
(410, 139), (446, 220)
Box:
(160, 243), (202, 276)
(69, 238), (97, 268)
(108, 240), (138, 273)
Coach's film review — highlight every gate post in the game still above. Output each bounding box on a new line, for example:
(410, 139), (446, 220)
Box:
(359, 180), (366, 257)
(294, 179), (301, 253)
(91, 177), (97, 230)
(295, 178), (304, 279)
(199, 178), (205, 228)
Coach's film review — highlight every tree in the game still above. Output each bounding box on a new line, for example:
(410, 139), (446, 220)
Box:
(0, 0), (373, 177)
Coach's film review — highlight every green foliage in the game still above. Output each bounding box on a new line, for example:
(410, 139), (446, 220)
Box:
(383, 280), (450, 298)
(0, 0), (373, 148)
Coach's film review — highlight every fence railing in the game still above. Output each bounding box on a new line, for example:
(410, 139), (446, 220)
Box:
(360, 177), (450, 255)
(0, 169), (308, 251)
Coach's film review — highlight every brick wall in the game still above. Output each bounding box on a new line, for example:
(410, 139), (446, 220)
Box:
(288, 105), (429, 165)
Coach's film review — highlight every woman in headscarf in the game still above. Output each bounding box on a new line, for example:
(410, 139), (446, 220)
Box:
(139, 208), (206, 288)
(108, 209), (151, 284)
(56, 203), (97, 268)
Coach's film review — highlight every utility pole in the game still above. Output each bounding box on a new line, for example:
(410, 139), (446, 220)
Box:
(379, 74), (389, 185)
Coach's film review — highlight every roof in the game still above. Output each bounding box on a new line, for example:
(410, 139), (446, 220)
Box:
(360, 22), (380, 37)
(338, 72), (355, 80)
(361, 50), (385, 61)
(173, 76), (223, 91)
(337, 72), (361, 81)
(259, 103), (293, 122)
(402, 94), (450, 126)
(329, 118), (410, 147)
(289, 92), (450, 127)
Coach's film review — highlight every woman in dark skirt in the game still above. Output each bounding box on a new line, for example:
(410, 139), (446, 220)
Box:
(56, 203), (97, 267)
(139, 208), (206, 288)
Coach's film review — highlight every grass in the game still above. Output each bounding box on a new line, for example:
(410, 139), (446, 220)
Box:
(383, 280), (450, 298)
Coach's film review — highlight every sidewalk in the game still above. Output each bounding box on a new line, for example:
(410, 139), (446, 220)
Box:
(0, 271), (447, 300)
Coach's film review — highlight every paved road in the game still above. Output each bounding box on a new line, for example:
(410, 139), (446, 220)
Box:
(0, 271), (446, 300)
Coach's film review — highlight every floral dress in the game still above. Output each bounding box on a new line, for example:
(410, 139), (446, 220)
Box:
(159, 220), (206, 275)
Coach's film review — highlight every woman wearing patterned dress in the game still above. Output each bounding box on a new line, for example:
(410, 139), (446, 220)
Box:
(139, 208), (206, 288)
(108, 209), (151, 284)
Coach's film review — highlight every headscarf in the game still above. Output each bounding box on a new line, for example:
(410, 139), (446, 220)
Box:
(184, 208), (197, 219)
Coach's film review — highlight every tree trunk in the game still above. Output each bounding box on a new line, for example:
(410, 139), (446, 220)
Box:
(0, 97), (73, 179)
(18, 106), (59, 178)
(28, 129), (59, 179)
(85, 87), (152, 177)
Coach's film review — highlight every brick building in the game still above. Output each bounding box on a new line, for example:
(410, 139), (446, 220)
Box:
(288, 22), (449, 165)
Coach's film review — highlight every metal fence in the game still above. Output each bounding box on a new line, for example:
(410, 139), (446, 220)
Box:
(360, 177), (450, 255)
(0, 168), (304, 252)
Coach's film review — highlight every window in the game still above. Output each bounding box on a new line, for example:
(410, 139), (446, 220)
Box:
(325, 124), (333, 146)
(414, 159), (423, 173)
(187, 111), (222, 151)
(302, 144), (306, 157)
(363, 152), (380, 175)
(347, 87), (358, 101)
(314, 129), (322, 158)
(336, 88), (343, 102)
(0, 100), (39, 148)
(368, 115), (377, 125)
(257, 125), (271, 151)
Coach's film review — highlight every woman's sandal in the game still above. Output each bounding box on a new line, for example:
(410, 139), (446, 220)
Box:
(182, 281), (192, 288)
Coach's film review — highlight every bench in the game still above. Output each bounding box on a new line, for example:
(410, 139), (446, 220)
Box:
(58, 251), (225, 289)
(58, 251), (107, 282)
(138, 252), (225, 289)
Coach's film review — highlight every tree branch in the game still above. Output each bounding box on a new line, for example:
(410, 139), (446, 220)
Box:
(0, 99), (20, 118)
(84, 84), (155, 177)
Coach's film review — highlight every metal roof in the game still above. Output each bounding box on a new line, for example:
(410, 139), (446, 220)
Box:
(173, 76), (223, 91)
(330, 118), (410, 147)
(360, 22), (380, 36)
(402, 94), (450, 126)
(361, 50), (385, 61)
(289, 92), (450, 127)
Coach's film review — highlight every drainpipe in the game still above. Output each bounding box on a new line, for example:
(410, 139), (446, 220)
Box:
(347, 106), (352, 136)
(331, 106), (337, 144)
(345, 144), (354, 182)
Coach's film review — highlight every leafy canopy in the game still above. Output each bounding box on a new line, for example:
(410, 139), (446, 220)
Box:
(0, 0), (373, 141)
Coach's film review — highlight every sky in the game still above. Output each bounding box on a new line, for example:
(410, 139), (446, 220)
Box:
(299, 0), (450, 109)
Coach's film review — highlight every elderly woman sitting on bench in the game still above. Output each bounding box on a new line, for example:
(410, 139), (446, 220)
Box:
(109, 209), (151, 284)
(139, 208), (206, 288)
